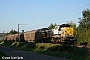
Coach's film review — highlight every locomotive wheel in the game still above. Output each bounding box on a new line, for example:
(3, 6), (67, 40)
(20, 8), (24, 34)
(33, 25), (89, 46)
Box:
(51, 38), (55, 44)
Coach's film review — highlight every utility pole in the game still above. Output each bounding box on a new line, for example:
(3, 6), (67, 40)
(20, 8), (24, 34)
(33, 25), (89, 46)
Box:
(3, 31), (4, 40)
(18, 24), (27, 41)
(18, 24), (19, 41)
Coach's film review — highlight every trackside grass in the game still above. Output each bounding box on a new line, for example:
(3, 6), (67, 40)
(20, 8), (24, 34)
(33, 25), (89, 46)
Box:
(0, 41), (90, 60)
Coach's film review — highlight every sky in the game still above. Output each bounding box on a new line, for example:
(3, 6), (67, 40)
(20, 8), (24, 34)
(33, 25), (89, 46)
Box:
(0, 0), (90, 33)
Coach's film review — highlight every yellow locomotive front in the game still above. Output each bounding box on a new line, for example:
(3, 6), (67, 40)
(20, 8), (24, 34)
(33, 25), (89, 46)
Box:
(62, 27), (76, 43)
(64, 27), (73, 36)
(51, 24), (77, 43)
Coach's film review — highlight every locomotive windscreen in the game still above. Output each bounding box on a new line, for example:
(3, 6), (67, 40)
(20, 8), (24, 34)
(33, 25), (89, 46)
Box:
(60, 24), (70, 28)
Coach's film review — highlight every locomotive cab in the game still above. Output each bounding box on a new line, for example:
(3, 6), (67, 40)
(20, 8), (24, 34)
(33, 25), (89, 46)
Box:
(52, 24), (77, 43)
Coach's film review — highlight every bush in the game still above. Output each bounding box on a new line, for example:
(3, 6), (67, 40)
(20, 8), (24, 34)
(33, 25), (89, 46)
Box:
(36, 43), (46, 50)
(26, 43), (36, 48)
(11, 42), (17, 46)
(36, 43), (60, 50)
(15, 42), (25, 47)
(47, 44), (60, 51)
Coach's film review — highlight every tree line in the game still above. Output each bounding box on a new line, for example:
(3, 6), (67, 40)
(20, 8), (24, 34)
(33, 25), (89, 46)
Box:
(0, 29), (18, 37)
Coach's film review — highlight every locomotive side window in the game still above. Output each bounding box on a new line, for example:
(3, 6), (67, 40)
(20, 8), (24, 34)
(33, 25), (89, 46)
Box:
(55, 26), (58, 30)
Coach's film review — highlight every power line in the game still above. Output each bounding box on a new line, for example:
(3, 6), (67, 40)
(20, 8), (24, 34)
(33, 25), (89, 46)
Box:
(32, 12), (81, 27)
(28, 12), (80, 31)
(31, 4), (90, 25)
(40, 4), (90, 21)
(26, 4), (90, 31)
(29, 4), (90, 28)
(31, 0), (66, 20)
